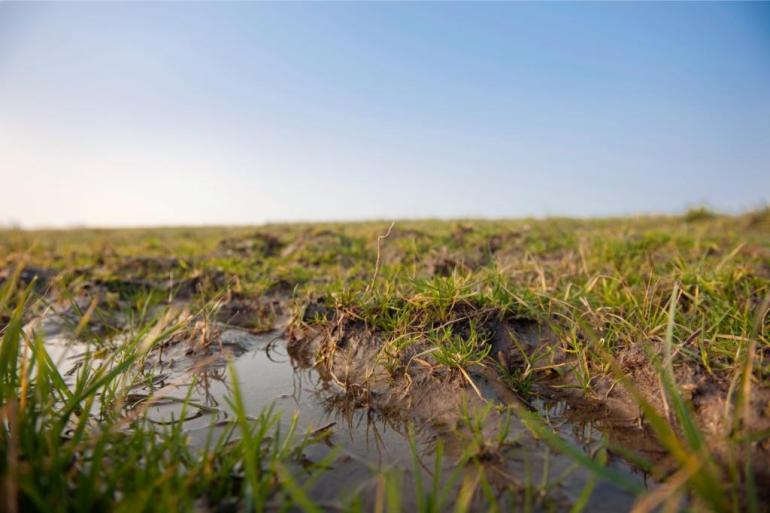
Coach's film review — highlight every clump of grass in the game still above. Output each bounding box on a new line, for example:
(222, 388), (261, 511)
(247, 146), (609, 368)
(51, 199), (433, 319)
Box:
(430, 321), (492, 371)
(683, 206), (718, 223)
(496, 363), (536, 398)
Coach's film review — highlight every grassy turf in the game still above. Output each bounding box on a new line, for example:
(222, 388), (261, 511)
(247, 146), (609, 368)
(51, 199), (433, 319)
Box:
(1, 208), (768, 512)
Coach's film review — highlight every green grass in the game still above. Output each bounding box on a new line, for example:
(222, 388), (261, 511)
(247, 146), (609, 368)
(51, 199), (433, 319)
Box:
(430, 320), (492, 371)
(1, 209), (769, 511)
(0, 276), (332, 513)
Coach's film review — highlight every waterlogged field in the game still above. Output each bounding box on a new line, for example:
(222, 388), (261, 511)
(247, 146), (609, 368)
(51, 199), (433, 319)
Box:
(1, 208), (768, 512)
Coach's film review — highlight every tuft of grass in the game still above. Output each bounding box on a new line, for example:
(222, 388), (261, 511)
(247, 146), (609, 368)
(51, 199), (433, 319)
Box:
(430, 321), (492, 371)
(683, 206), (719, 223)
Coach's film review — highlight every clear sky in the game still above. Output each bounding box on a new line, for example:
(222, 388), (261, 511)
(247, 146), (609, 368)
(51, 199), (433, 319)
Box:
(1, 2), (768, 227)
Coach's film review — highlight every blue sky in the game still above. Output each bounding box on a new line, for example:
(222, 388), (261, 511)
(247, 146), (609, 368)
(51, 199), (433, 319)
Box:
(1, 2), (768, 227)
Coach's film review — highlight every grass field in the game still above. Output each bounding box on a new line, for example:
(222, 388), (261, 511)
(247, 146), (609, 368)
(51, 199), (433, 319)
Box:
(1, 208), (768, 512)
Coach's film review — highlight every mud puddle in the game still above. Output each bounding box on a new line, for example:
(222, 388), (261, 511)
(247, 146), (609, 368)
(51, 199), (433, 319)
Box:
(144, 329), (429, 504)
(166, 332), (650, 511)
(38, 315), (651, 511)
(37, 316), (439, 508)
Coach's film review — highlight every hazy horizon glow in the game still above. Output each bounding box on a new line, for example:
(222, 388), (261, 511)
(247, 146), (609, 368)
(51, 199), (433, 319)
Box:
(1, 3), (769, 227)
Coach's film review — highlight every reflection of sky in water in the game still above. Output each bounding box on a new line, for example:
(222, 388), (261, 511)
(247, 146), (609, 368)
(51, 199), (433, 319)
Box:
(38, 317), (645, 510)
